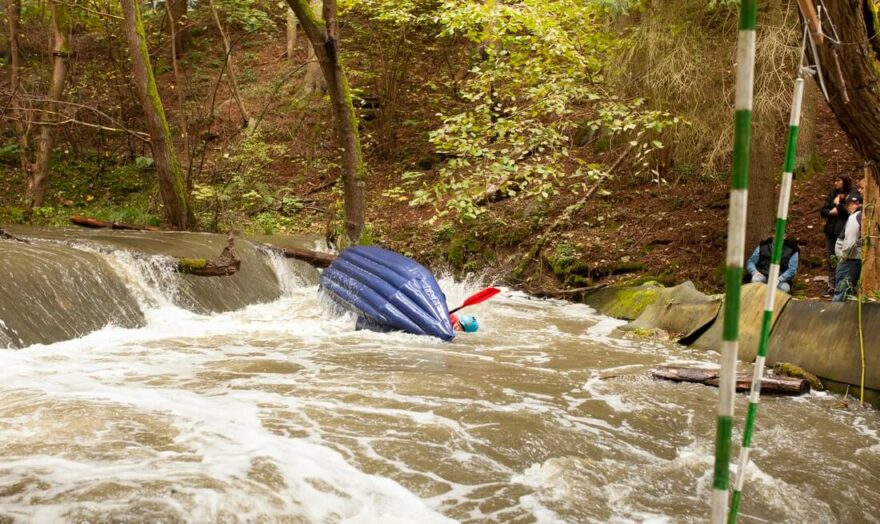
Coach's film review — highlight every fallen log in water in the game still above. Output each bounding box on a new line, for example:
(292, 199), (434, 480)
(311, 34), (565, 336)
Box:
(70, 215), (160, 231)
(177, 235), (241, 276)
(651, 365), (810, 395)
(258, 244), (336, 268)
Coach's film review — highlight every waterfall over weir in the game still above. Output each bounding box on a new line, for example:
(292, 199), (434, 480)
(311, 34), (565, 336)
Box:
(0, 226), (321, 348)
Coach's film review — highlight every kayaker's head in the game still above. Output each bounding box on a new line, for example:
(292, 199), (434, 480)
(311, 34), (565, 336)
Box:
(452, 314), (479, 333)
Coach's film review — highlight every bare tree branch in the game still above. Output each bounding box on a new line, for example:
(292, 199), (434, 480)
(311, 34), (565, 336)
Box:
(1, 107), (150, 142)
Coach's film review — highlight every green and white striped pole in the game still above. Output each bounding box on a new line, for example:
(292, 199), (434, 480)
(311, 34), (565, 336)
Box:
(728, 77), (805, 523)
(712, 1), (757, 522)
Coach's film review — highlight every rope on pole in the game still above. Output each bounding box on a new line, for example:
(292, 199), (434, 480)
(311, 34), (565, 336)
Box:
(711, 1), (757, 521)
(727, 77), (805, 524)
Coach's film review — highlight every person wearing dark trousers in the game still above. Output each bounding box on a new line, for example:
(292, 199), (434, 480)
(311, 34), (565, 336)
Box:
(820, 175), (852, 297)
(833, 192), (863, 302)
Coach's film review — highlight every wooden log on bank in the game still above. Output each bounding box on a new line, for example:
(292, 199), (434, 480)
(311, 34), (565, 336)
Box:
(258, 244), (336, 268)
(176, 234), (241, 276)
(651, 365), (810, 395)
(70, 215), (160, 231)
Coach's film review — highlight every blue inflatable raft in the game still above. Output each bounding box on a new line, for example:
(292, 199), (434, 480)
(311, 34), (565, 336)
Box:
(319, 246), (455, 341)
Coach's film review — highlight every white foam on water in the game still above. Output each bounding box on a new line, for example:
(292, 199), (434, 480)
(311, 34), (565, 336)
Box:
(585, 316), (628, 338)
(580, 372), (642, 414)
(0, 310), (454, 522)
(2, 269), (879, 523)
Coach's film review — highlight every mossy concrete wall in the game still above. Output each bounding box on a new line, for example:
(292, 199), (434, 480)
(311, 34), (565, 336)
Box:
(582, 284), (663, 320)
(589, 282), (878, 402)
(623, 281), (721, 342)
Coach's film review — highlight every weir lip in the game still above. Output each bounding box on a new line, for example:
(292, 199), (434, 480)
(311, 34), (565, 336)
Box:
(0, 227), (320, 348)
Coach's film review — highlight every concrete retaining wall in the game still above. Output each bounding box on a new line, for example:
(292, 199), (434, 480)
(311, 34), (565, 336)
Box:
(583, 282), (878, 401)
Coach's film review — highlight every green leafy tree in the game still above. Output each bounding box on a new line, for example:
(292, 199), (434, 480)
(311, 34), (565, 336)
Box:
(406, 0), (680, 221)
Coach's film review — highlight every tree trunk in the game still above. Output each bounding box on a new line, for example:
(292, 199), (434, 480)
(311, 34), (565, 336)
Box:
(745, 111), (778, 255)
(120, 0), (194, 230)
(168, 0), (190, 57)
(795, 78), (818, 172)
(285, 0), (365, 245)
(26, 0), (70, 210)
(862, 164), (880, 290)
(164, 0), (191, 185)
(208, 0), (249, 124)
(6, 0), (28, 173)
(808, 0), (880, 292)
(0, 2), (7, 58)
(286, 8), (297, 65)
(301, 0), (326, 94)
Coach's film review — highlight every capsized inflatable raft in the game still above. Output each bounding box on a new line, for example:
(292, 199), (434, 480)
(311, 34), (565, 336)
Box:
(319, 246), (455, 341)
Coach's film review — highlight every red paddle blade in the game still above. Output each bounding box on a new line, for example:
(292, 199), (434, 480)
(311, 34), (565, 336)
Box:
(449, 287), (500, 314)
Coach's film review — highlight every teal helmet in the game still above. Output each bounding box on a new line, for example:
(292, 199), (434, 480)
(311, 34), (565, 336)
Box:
(458, 314), (479, 333)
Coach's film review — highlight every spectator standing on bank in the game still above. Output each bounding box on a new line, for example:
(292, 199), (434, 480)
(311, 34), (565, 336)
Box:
(833, 192), (863, 302)
(820, 175), (852, 297)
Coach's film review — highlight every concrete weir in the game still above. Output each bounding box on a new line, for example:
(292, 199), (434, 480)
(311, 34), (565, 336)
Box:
(583, 282), (878, 405)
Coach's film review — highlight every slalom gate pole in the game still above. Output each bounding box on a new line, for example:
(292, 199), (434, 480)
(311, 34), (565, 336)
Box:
(727, 77), (805, 523)
(711, 0), (757, 521)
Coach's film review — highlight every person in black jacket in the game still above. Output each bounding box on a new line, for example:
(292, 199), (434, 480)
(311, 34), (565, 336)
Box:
(746, 237), (799, 293)
(820, 174), (852, 297)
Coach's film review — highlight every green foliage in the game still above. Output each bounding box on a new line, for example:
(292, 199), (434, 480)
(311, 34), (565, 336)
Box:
(215, 0), (275, 32)
(193, 130), (286, 229)
(551, 243), (578, 272)
(134, 156), (155, 169)
(0, 153), (162, 227)
(341, 0), (437, 24)
(0, 206), (27, 224)
(432, 223), (455, 242)
(0, 144), (23, 165)
(400, 0), (683, 222)
(251, 211), (295, 235)
(590, 98), (684, 183)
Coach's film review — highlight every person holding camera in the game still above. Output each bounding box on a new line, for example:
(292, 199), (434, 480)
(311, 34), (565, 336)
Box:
(820, 175), (852, 297)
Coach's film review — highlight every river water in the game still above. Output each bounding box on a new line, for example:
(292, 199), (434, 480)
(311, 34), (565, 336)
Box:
(1, 230), (879, 523)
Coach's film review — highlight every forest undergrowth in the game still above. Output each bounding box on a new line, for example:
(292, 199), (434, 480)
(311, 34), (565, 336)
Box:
(0, 0), (866, 299)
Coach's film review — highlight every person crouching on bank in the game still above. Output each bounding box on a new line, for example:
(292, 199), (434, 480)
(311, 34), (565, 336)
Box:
(746, 237), (799, 293)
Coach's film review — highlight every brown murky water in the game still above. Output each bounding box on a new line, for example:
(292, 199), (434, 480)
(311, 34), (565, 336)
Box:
(1, 229), (878, 522)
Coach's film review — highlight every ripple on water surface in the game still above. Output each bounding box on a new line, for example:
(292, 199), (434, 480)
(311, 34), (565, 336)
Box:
(0, 284), (879, 523)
